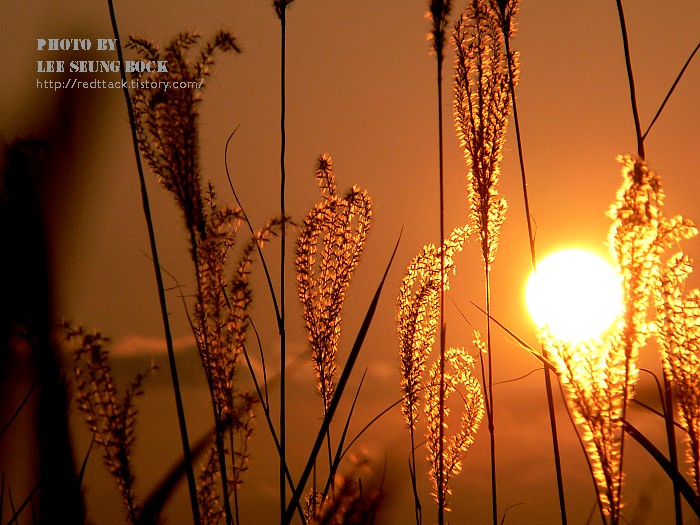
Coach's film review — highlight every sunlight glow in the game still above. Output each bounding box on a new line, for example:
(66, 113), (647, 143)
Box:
(526, 249), (623, 343)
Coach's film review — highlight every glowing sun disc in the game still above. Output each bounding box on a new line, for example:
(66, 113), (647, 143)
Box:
(525, 249), (623, 343)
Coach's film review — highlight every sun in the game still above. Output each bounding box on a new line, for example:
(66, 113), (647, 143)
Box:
(525, 249), (623, 343)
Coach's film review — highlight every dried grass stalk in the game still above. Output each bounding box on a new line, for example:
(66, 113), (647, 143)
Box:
(128, 31), (240, 239)
(128, 32), (272, 520)
(67, 324), (155, 524)
(296, 154), (372, 411)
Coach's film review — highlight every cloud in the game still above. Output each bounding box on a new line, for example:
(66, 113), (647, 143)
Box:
(110, 333), (195, 356)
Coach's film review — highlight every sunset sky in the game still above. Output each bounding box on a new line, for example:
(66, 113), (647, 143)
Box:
(2, 1), (700, 523)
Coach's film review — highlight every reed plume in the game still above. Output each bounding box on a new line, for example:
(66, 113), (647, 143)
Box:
(303, 455), (382, 525)
(128, 31), (240, 241)
(545, 334), (628, 523)
(397, 224), (471, 521)
(453, 0), (511, 268)
(273, 0), (295, 19)
(191, 192), (284, 524)
(425, 345), (484, 511)
(397, 225), (470, 433)
(453, 2), (514, 522)
(655, 246), (700, 496)
(197, 448), (223, 525)
(193, 188), (283, 507)
(544, 156), (696, 523)
(193, 188), (281, 431)
(67, 323), (155, 524)
(296, 154), (372, 412)
(428, 0), (453, 62)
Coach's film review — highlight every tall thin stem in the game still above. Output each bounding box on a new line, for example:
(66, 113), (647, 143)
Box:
(279, 4), (288, 521)
(436, 42), (447, 525)
(105, 2), (200, 522)
(615, 4), (657, 524)
(662, 373), (683, 525)
(501, 16), (568, 525)
(615, 0), (645, 160)
(642, 41), (700, 141)
(409, 429), (423, 525)
(485, 269), (497, 525)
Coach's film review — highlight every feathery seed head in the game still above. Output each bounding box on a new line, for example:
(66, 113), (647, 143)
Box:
(297, 154), (372, 410)
(656, 250), (700, 492)
(453, 0), (513, 267)
(397, 225), (470, 429)
(425, 346), (484, 510)
(428, 0), (454, 58)
(544, 156), (697, 520)
(128, 31), (239, 239)
(273, 0), (295, 20)
(66, 323), (154, 523)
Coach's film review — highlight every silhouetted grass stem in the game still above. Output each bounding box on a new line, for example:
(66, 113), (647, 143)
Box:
(105, 2), (200, 522)
(615, 0), (645, 159)
(500, 7), (568, 523)
(279, 5), (288, 520)
(428, 1), (452, 521)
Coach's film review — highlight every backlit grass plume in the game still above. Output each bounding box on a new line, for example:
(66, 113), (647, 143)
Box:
(273, 0), (295, 20)
(428, 0), (453, 62)
(397, 224), (470, 522)
(191, 193), (285, 525)
(193, 189), (281, 431)
(192, 189), (282, 516)
(453, 2), (514, 521)
(397, 225), (470, 432)
(425, 346), (484, 511)
(453, 0), (512, 269)
(655, 249), (700, 495)
(296, 154), (372, 412)
(66, 324), (155, 524)
(544, 334), (628, 524)
(606, 157), (695, 519)
(128, 31), (240, 239)
(544, 156), (696, 523)
(197, 449), (223, 525)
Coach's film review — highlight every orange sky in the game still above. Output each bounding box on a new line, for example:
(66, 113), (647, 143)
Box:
(1, 1), (699, 523)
